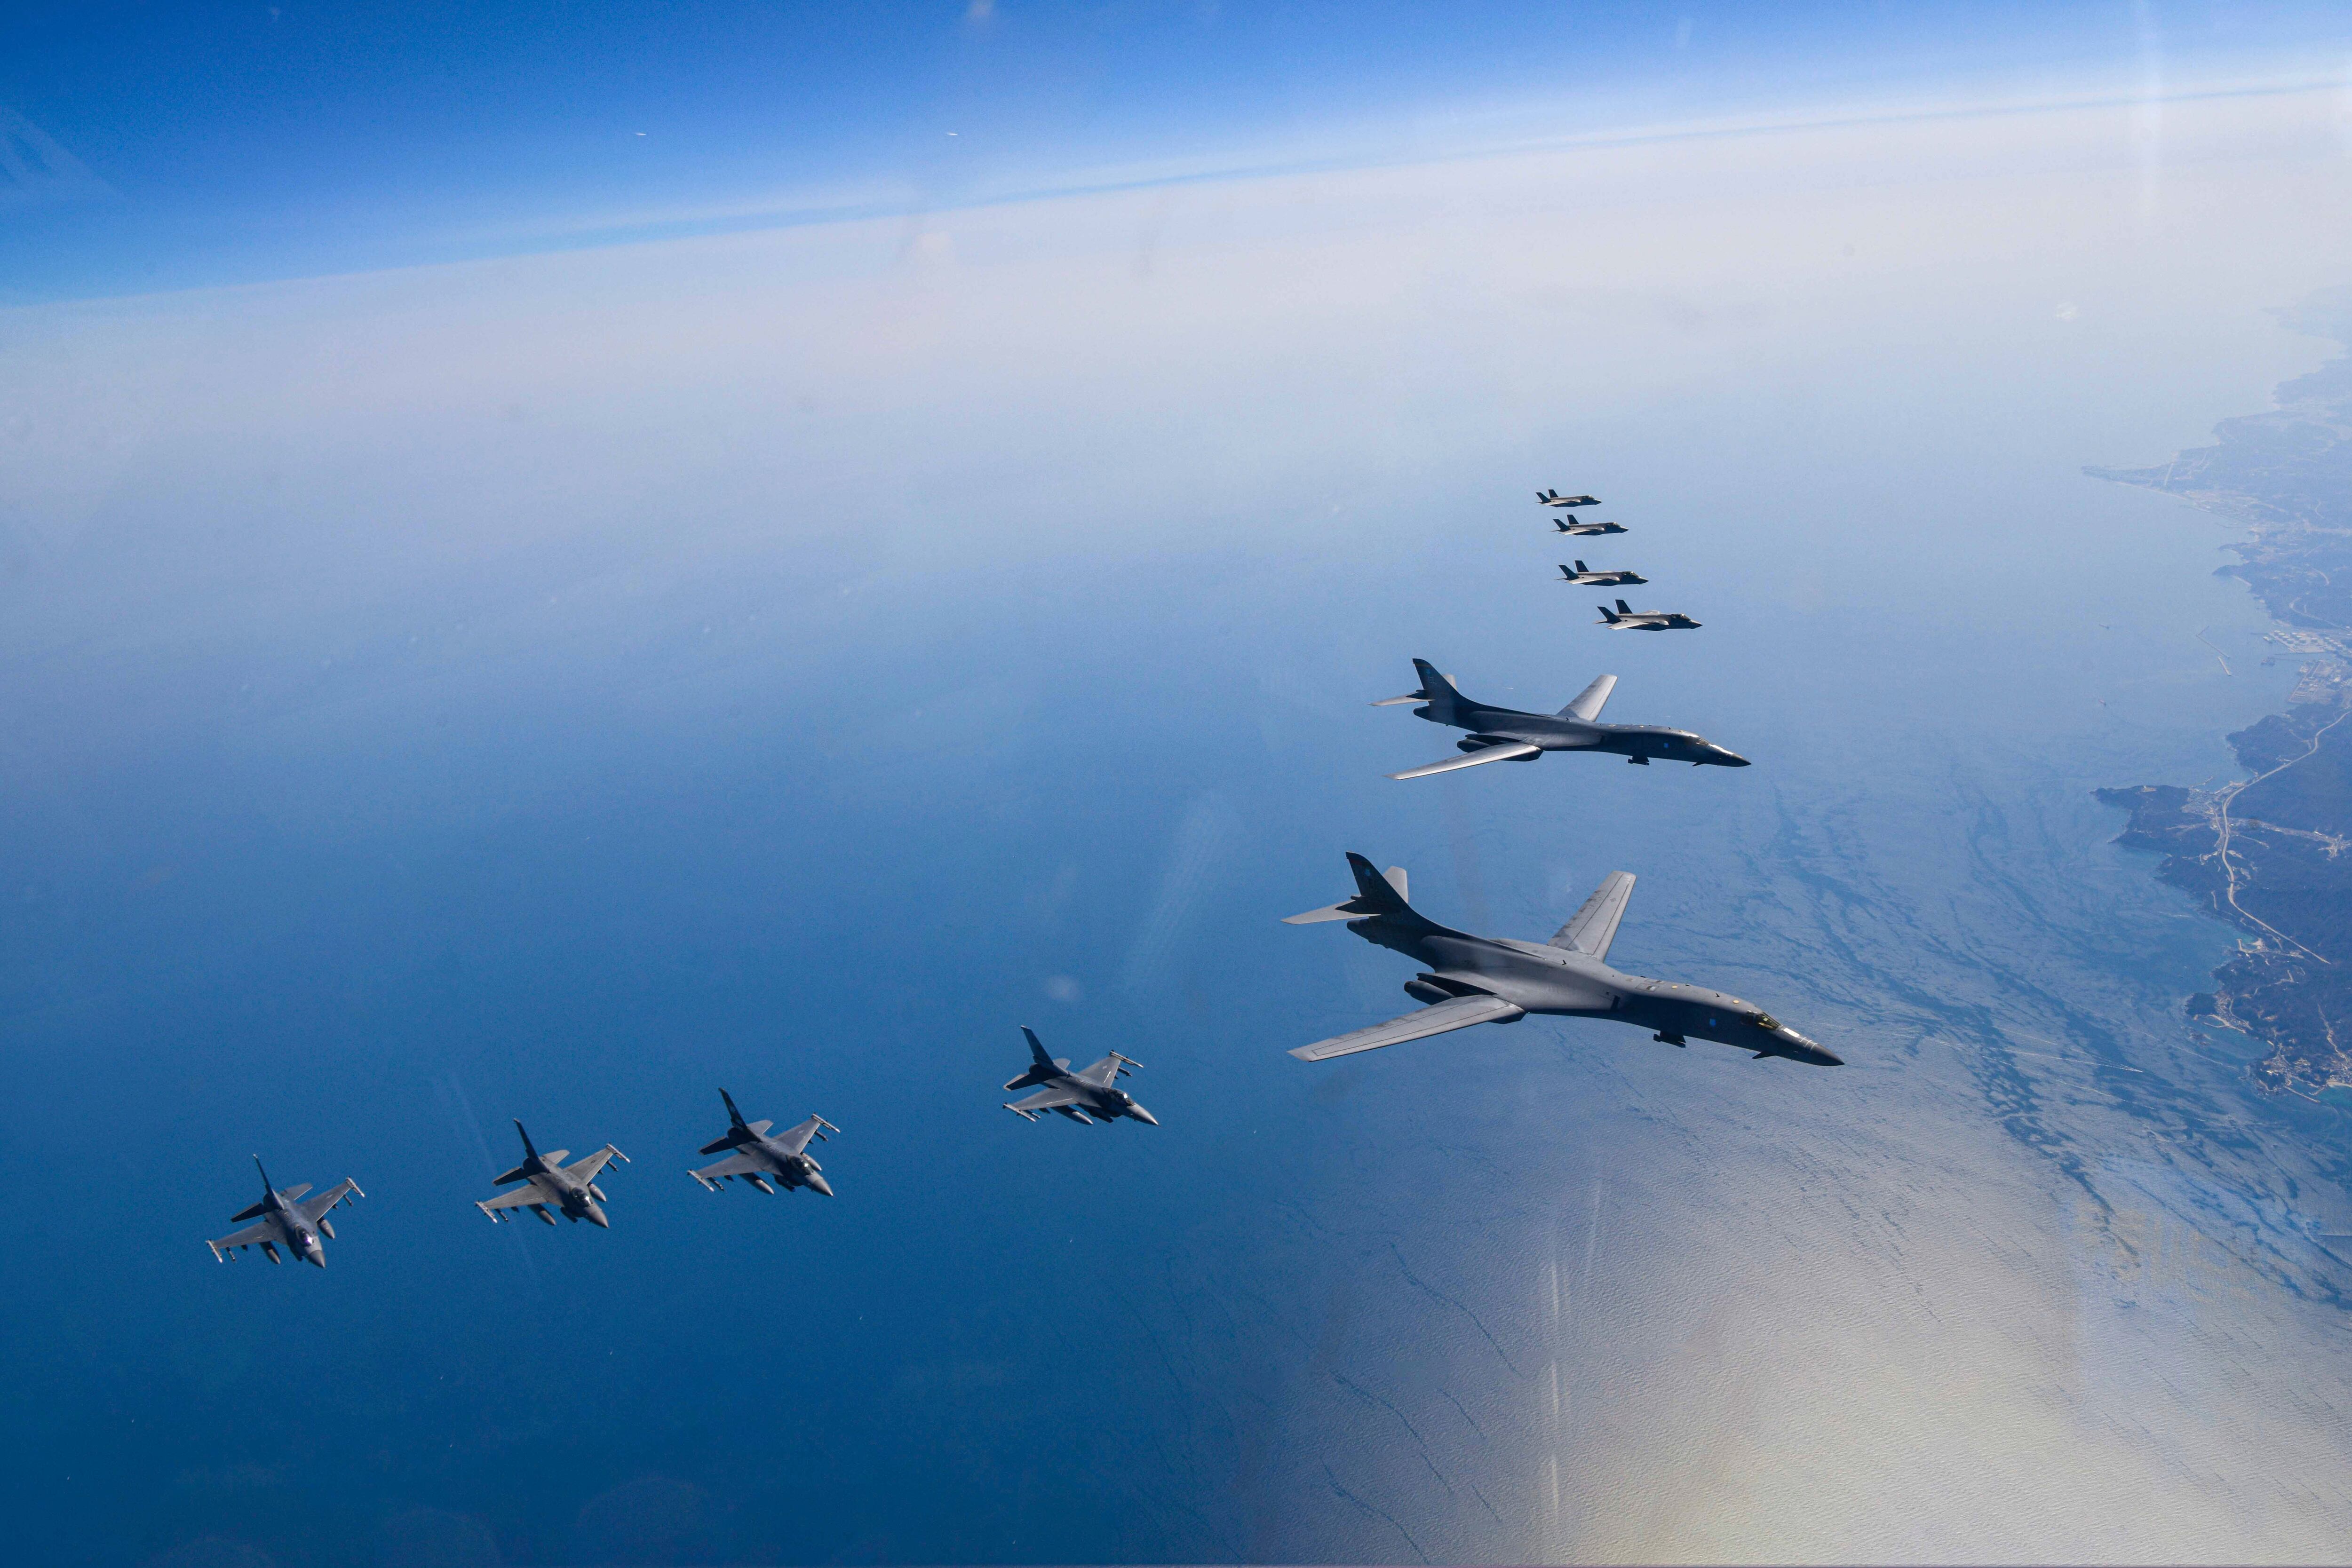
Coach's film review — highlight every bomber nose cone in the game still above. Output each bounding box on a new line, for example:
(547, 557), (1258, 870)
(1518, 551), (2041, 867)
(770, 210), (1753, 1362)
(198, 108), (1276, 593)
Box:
(1783, 1032), (1842, 1066)
(806, 1172), (834, 1197)
(1710, 747), (1751, 767)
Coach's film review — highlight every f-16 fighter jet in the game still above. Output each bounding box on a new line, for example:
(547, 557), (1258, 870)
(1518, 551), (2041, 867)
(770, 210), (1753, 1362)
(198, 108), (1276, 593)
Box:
(1001, 1027), (1158, 1125)
(475, 1119), (628, 1227)
(207, 1157), (362, 1267)
(1538, 489), (1599, 508)
(1554, 515), (1628, 536)
(1559, 559), (1646, 586)
(1374, 659), (1748, 777)
(1597, 597), (1699, 631)
(689, 1090), (839, 1196)
(1284, 854), (1840, 1067)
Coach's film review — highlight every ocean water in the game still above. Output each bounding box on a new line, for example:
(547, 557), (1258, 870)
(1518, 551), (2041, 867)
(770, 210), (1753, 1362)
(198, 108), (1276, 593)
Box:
(7, 90), (2352, 1567)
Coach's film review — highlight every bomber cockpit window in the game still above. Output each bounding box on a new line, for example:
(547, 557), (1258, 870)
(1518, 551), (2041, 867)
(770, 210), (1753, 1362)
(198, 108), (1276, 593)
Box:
(1752, 1013), (1780, 1030)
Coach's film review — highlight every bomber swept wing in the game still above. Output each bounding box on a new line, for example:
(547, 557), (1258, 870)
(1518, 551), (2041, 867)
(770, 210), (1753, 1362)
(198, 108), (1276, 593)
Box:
(1552, 871), (1635, 961)
(1559, 673), (1617, 721)
(1289, 992), (1528, 1061)
(1388, 741), (1542, 779)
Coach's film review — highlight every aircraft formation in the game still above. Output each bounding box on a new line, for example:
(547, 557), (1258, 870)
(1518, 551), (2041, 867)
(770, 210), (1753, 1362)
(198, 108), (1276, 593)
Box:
(207, 481), (1833, 1269)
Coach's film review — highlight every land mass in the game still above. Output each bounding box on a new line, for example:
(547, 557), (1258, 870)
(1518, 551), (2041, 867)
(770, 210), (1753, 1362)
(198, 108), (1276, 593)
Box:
(2092, 286), (2352, 1099)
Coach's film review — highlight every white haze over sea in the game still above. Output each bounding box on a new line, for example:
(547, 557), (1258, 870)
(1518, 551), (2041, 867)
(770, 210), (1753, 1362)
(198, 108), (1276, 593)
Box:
(3, 73), (2352, 1565)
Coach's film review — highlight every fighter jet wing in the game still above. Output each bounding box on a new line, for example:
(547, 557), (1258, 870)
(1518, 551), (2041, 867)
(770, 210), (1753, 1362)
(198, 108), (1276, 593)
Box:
(692, 1151), (771, 1181)
(1070, 1054), (1128, 1088)
(772, 1115), (826, 1156)
(1005, 1085), (1084, 1117)
(477, 1185), (550, 1212)
(1388, 741), (1542, 780)
(1289, 993), (1527, 1061)
(208, 1220), (278, 1253)
(295, 1179), (361, 1224)
(565, 1146), (626, 1181)
(1551, 871), (1634, 960)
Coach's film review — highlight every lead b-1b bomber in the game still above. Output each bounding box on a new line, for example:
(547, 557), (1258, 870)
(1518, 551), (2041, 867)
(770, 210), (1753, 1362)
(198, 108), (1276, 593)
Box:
(1285, 853), (1839, 1067)
(1374, 658), (1746, 777)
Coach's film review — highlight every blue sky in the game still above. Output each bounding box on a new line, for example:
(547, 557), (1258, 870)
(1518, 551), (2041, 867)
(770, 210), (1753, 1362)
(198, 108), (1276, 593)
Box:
(4, 0), (2344, 301)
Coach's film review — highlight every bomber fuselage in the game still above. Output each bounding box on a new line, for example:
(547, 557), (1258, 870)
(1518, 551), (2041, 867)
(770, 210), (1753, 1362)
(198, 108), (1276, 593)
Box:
(1418, 699), (1747, 767)
(1355, 921), (1838, 1064)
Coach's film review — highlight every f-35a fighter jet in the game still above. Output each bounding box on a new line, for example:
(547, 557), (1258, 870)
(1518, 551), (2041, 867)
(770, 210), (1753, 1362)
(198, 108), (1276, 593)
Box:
(1559, 559), (1646, 586)
(1596, 597), (1699, 631)
(1374, 659), (1747, 776)
(1554, 515), (1628, 536)
(1538, 489), (1599, 507)
(207, 1157), (363, 1266)
(475, 1120), (628, 1227)
(689, 1090), (839, 1196)
(1002, 1027), (1158, 1125)
(1285, 854), (1840, 1067)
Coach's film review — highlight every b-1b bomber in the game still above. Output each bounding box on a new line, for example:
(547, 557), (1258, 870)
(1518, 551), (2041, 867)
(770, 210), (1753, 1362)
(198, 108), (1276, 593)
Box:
(1596, 597), (1699, 631)
(1284, 854), (1840, 1068)
(1374, 659), (1747, 776)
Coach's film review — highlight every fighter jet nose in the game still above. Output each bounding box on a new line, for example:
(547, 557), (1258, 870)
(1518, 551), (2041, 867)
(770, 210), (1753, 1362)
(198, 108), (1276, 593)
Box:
(586, 1206), (610, 1228)
(307, 1252), (326, 1268)
(1129, 1105), (1160, 1126)
(808, 1174), (834, 1196)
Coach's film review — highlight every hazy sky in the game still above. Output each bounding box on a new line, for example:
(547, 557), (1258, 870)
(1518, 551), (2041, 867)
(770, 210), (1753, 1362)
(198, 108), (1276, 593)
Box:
(3, 1), (2347, 297)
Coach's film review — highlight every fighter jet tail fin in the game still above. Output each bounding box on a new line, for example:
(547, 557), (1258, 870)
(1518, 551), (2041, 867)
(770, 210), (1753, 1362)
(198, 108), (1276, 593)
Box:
(701, 1089), (763, 1153)
(1004, 1026), (1071, 1092)
(1558, 673), (1617, 721)
(1284, 853), (1446, 934)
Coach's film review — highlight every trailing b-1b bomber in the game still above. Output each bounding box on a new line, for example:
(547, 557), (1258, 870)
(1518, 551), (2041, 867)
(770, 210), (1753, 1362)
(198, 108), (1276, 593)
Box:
(1284, 853), (1840, 1068)
(1374, 659), (1747, 777)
